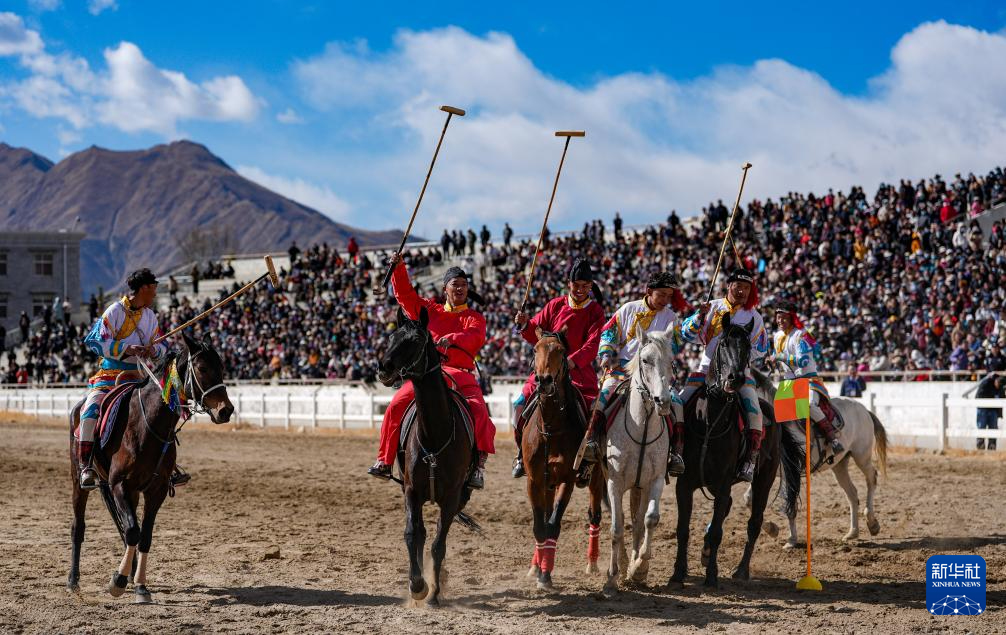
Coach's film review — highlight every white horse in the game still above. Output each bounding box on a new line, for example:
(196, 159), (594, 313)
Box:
(766, 396), (888, 546)
(603, 326), (675, 596)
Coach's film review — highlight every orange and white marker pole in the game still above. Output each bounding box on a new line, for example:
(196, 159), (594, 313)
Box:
(796, 411), (822, 591)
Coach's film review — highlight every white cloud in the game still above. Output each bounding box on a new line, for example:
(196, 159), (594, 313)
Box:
(0, 13), (261, 135)
(276, 107), (303, 124)
(0, 12), (44, 56)
(237, 164), (351, 219)
(87, 0), (117, 15)
(27, 0), (61, 12)
(293, 23), (1006, 230)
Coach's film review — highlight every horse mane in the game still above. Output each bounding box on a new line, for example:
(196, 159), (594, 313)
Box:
(537, 330), (569, 352)
(624, 331), (672, 376)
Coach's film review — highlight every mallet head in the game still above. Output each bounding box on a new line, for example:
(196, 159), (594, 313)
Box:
(264, 255), (280, 288)
(742, 162), (753, 170)
(555, 131), (586, 137)
(440, 105), (466, 116)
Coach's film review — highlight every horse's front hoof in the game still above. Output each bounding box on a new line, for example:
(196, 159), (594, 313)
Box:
(867, 518), (881, 536)
(702, 578), (719, 590)
(783, 541), (798, 550)
(843, 528), (859, 542)
(586, 560), (599, 575)
(536, 579), (555, 592)
(426, 596), (440, 608)
(526, 565), (541, 579)
(763, 521), (779, 538)
(731, 567), (750, 581)
(667, 578), (685, 590)
(602, 582), (618, 598)
(66, 581), (80, 593)
(107, 573), (128, 598)
(133, 585), (152, 604)
(409, 580), (428, 601)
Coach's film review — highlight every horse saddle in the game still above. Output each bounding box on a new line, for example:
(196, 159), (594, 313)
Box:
(397, 389), (476, 471)
(602, 379), (633, 433)
(516, 384), (590, 432)
(96, 383), (138, 449)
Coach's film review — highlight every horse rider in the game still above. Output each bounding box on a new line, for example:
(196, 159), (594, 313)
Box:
(78, 269), (189, 490)
(582, 271), (690, 478)
(368, 254), (496, 489)
(679, 267), (769, 482)
(771, 299), (844, 454)
(510, 258), (606, 478)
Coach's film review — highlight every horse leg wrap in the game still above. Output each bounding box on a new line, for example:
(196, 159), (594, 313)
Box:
(587, 525), (601, 563)
(539, 539), (558, 573)
(532, 542), (543, 568)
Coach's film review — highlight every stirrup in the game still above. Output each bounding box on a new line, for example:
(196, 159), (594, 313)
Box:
(468, 467), (485, 490)
(79, 467), (99, 490)
(582, 438), (602, 464)
(170, 467), (191, 487)
(737, 460), (755, 483)
(511, 457), (525, 479)
(829, 438), (845, 454)
(667, 452), (685, 477)
(368, 462), (392, 480)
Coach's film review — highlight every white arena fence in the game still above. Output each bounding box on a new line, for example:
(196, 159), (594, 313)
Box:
(2, 379), (1004, 452)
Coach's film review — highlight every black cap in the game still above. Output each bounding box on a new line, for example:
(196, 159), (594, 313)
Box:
(774, 299), (798, 314)
(442, 266), (467, 287)
(726, 268), (755, 284)
(646, 271), (680, 289)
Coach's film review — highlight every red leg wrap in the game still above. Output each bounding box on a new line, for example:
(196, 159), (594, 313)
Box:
(531, 542), (542, 568)
(749, 428), (764, 454)
(539, 538), (557, 573)
(587, 524), (601, 563)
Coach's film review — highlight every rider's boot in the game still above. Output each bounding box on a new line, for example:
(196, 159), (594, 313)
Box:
(737, 428), (764, 483)
(816, 408), (845, 455)
(78, 441), (99, 490)
(582, 409), (606, 465)
(665, 415), (685, 477)
(469, 452), (488, 489)
(368, 460), (392, 480)
(512, 403), (526, 478)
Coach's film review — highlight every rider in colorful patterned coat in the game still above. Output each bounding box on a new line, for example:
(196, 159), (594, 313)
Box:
(368, 254), (496, 489)
(582, 270), (690, 478)
(78, 269), (171, 489)
(510, 258), (606, 478)
(679, 268), (769, 482)
(771, 299), (844, 454)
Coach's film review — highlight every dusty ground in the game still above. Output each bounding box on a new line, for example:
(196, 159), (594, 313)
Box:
(1, 414), (1004, 634)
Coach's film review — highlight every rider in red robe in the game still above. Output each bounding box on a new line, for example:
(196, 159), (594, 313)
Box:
(510, 259), (605, 478)
(368, 256), (496, 488)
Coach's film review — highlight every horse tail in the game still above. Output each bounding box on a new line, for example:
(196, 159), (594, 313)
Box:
(779, 423), (804, 519)
(869, 410), (889, 478)
(455, 511), (484, 535)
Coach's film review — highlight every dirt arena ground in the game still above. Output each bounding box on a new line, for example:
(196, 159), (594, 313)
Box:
(1, 415), (1003, 634)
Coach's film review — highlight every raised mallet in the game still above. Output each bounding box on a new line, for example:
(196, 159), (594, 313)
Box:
(153, 255), (280, 345)
(515, 131), (585, 321)
(705, 162), (753, 303)
(374, 105), (466, 295)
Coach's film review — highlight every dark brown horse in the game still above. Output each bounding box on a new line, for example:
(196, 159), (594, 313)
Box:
(522, 328), (605, 591)
(669, 319), (780, 589)
(68, 332), (233, 602)
(377, 306), (477, 606)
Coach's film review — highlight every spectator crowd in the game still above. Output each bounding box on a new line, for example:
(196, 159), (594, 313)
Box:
(4, 165), (1005, 385)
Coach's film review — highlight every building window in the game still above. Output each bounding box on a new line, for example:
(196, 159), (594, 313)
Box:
(32, 294), (55, 317)
(0, 298), (6, 320)
(0, 252), (6, 276)
(34, 252), (54, 276)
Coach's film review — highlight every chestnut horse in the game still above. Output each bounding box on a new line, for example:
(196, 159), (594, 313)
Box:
(522, 328), (605, 591)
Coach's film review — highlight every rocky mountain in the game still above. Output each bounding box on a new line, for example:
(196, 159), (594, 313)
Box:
(0, 140), (405, 294)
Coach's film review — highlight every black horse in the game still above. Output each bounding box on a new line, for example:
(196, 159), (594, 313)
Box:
(669, 316), (780, 588)
(377, 306), (476, 606)
(68, 332), (233, 602)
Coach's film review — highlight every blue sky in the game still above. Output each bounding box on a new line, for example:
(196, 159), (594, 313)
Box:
(2, 1), (1006, 238)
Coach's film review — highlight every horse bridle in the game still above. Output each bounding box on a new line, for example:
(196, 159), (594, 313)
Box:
(395, 330), (441, 380)
(180, 348), (228, 416)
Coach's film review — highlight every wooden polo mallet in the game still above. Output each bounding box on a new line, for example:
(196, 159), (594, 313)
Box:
(705, 162), (753, 303)
(374, 105), (466, 296)
(152, 255), (280, 345)
(514, 130), (585, 323)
